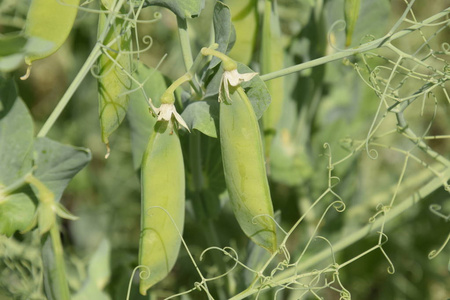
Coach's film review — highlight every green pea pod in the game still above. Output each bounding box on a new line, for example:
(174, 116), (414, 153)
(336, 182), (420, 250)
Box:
(220, 85), (277, 253)
(97, 3), (132, 149)
(24, 0), (80, 64)
(227, 0), (258, 65)
(139, 121), (185, 295)
(261, 0), (284, 158)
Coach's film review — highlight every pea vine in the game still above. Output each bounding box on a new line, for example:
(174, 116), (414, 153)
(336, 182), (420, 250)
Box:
(0, 0), (448, 299)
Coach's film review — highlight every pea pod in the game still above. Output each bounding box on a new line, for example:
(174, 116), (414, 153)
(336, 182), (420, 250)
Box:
(220, 84), (277, 253)
(24, 0), (80, 65)
(97, 2), (132, 150)
(139, 120), (185, 295)
(261, 0), (284, 158)
(227, 0), (258, 65)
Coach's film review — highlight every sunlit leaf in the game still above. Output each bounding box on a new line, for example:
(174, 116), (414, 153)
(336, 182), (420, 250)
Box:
(0, 193), (35, 237)
(144, 0), (205, 19)
(33, 137), (91, 202)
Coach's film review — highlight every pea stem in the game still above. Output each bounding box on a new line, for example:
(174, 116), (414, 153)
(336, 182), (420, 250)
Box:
(200, 47), (237, 71)
(160, 73), (192, 104)
(176, 16), (204, 97)
(260, 6), (450, 82)
(230, 167), (450, 299)
(37, 0), (127, 137)
(24, 174), (70, 300)
(48, 224), (71, 300)
(176, 16), (194, 71)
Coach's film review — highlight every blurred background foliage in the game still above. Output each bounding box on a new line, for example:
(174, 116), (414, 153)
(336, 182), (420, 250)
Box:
(1, 0), (449, 299)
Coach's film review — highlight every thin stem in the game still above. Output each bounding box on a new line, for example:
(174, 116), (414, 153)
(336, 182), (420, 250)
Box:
(37, 0), (127, 137)
(201, 47), (237, 71)
(37, 42), (102, 137)
(230, 167), (450, 299)
(48, 224), (70, 300)
(177, 16), (194, 71)
(260, 7), (450, 82)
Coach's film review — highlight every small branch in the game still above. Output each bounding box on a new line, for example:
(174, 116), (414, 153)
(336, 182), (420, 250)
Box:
(260, 7), (450, 82)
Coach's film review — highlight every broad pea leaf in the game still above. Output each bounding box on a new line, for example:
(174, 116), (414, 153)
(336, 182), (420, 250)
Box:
(0, 35), (54, 72)
(144, 0), (205, 19)
(72, 281), (110, 300)
(182, 133), (225, 221)
(0, 34), (27, 57)
(0, 77), (35, 236)
(0, 76), (34, 186)
(326, 0), (390, 48)
(0, 193), (35, 237)
(73, 239), (111, 300)
(345, 0), (361, 46)
(238, 63), (271, 119)
(181, 98), (218, 138)
(210, 1), (234, 69)
(127, 61), (168, 170)
(33, 137), (92, 202)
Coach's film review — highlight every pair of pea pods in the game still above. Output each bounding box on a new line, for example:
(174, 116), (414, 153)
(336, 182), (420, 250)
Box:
(139, 68), (277, 294)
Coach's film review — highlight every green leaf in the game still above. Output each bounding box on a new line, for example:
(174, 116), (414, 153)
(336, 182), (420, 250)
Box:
(97, 7), (133, 146)
(0, 34), (27, 57)
(127, 61), (168, 170)
(344, 0), (361, 46)
(73, 239), (111, 300)
(0, 193), (35, 236)
(144, 0), (205, 19)
(0, 35), (55, 72)
(33, 137), (91, 202)
(55, 202), (79, 221)
(0, 76), (34, 187)
(87, 239), (111, 289)
(72, 281), (110, 300)
(182, 133), (225, 221)
(326, 0), (390, 47)
(210, 1), (234, 69)
(238, 63), (271, 119)
(181, 98), (218, 138)
(0, 54), (24, 72)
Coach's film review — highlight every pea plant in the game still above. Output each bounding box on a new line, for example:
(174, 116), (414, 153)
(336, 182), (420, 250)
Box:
(0, 0), (449, 299)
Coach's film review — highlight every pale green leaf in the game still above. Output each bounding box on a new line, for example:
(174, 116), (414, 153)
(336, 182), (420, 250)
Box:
(0, 193), (35, 237)
(210, 1), (234, 69)
(0, 76), (33, 187)
(144, 0), (205, 19)
(344, 0), (361, 46)
(181, 98), (218, 138)
(33, 137), (91, 202)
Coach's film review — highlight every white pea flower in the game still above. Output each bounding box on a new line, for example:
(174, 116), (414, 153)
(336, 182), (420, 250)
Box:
(149, 99), (190, 132)
(219, 69), (258, 102)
